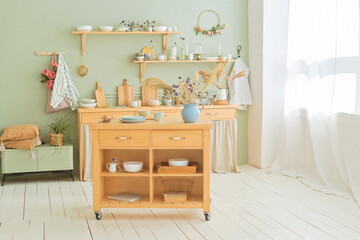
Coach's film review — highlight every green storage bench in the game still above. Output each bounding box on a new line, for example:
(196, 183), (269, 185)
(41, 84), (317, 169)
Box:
(0, 144), (73, 185)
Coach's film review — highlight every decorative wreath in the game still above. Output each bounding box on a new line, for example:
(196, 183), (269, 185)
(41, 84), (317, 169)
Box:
(194, 10), (225, 36)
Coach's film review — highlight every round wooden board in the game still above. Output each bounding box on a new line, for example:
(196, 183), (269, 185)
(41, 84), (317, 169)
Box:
(214, 100), (229, 105)
(141, 46), (156, 55)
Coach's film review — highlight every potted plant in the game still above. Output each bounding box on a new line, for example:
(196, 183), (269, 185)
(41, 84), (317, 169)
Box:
(48, 116), (74, 146)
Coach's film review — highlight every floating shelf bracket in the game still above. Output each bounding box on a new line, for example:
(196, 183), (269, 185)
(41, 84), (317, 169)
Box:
(81, 34), (87, 56)
(162, 34), (170, 54)
(140, 62), (147, 83)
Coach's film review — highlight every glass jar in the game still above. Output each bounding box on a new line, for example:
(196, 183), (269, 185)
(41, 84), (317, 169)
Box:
(195, 43), (202, 54)
(178, 48), (185, 60)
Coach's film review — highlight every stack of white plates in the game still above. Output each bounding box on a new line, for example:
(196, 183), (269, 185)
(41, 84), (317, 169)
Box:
(77, 26), (92, 32)
(205, 57), (219, 60)
(79, 99), (97, 108)
(119, 116), (146, 123)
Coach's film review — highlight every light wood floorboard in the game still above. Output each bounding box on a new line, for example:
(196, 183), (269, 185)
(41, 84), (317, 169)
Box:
(0, 166), (359, 240)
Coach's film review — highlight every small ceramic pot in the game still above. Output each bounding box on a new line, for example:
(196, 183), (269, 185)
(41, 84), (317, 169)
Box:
(217, 88), (227, 101)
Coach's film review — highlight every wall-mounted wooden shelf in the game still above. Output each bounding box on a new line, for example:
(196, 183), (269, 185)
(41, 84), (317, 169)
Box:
(71, 31), (180, 56)
(133, 60), (236, 63)
(133, 59), (236, 82)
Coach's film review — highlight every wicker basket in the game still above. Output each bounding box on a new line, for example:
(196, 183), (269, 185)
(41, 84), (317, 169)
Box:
(160, 178), (195, 202)
(160, 177), (195, 194)
(49, 133), (64, 146)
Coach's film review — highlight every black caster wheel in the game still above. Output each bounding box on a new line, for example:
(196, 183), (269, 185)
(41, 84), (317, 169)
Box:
(95, 211), (102, 220)
(204, 213), (211, 221)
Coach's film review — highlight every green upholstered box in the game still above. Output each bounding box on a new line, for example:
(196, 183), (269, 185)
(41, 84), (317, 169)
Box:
(1, 144), (73, 174)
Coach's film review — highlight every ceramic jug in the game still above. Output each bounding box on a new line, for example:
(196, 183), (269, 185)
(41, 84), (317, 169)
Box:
(181, 104), (205, 123)
(106, 163), (119, 173)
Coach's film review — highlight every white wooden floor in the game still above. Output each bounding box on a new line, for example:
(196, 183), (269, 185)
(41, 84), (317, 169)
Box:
(0, 165), (360, 240)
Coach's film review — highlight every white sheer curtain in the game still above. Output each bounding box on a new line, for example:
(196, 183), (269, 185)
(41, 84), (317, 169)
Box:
(270, 0), (360, 205)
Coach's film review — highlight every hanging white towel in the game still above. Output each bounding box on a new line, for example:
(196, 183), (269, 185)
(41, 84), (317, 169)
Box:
(228, 57), (253, 107)
(50, 53), (80, 110)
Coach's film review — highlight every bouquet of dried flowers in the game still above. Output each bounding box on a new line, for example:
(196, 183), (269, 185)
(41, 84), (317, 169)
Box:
(199, 57), (246, 89)
(118, 20), (162, 31)
(172, 72), (209, 104)
(40, 59), (58, 90)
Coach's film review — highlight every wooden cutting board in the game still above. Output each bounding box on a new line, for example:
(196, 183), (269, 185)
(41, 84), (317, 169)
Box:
(95, 82), (106, 108)
(141, 85), (158, 106)
(118, 79), (134, 106)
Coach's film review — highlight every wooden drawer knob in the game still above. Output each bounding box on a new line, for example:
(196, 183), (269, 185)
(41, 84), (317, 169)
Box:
(207, 112), (217, 115)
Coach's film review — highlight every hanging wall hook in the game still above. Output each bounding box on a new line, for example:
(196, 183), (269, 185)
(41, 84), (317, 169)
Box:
(236, 45), (242, 58)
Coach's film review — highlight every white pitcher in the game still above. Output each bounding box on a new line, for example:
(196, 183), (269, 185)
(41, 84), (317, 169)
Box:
(106, 162), (119, 173)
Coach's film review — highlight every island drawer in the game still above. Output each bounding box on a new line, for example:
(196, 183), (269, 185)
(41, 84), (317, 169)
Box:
(151, 130), (203, 147)
(201, 108), (237, 120)
(99, 130), (150, 147)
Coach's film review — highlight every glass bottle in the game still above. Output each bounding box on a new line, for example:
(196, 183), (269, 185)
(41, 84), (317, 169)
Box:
(171, 42), (177, 61)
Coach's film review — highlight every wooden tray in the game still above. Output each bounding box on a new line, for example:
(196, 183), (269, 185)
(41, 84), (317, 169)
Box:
(157, 162), (198, 174)
(163, 192), (187, 202)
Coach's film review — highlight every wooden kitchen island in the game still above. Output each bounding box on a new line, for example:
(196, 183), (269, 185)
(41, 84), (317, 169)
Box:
(78, 105), (238, 181)
(90, 118), (212, 221)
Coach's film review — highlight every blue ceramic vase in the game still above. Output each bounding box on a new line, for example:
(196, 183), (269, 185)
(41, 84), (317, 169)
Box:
(181, 104), (205, 123)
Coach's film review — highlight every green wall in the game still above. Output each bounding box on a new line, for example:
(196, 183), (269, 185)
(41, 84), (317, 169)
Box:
(0, 0), (248, 174)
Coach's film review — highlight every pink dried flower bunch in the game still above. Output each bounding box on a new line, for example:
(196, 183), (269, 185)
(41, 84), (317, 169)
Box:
(41, 61), (58, 90)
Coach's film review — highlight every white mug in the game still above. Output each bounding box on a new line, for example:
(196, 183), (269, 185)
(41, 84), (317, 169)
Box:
(167, 27), (173, 32)
(106, 163), (119, 173)
(130, 101), (138, 108)
(158, 54), (165, 61)
(188, 53), (194, 61)
(147, 27), (153, 32)
(164, 99), (172, 106)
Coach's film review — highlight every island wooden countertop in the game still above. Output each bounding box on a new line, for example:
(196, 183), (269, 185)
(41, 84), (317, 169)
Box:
(77, 104), (239, 113)
(89, 118), (212, 130)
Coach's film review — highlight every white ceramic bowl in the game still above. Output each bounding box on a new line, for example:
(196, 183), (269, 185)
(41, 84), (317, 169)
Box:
(148, 102), (161, 107)
(136, 56), (145, 61)
(148, 99), (160, 106)
(115, 27), (128, 32)
(153, 26), (167, 32)
(77, 26), (92, 31)
(205, 57), (219, 60)
(100, 26), (114, 32)
(169, 158), (189, 167)
(123, 161), (143, 172)
(81, 99), (96, 103)
(79, 102), (97, 108)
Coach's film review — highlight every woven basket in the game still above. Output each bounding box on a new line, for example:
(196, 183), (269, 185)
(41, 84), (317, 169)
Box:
(160, 177), (195, 194)
(49, 133), (64, 146)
